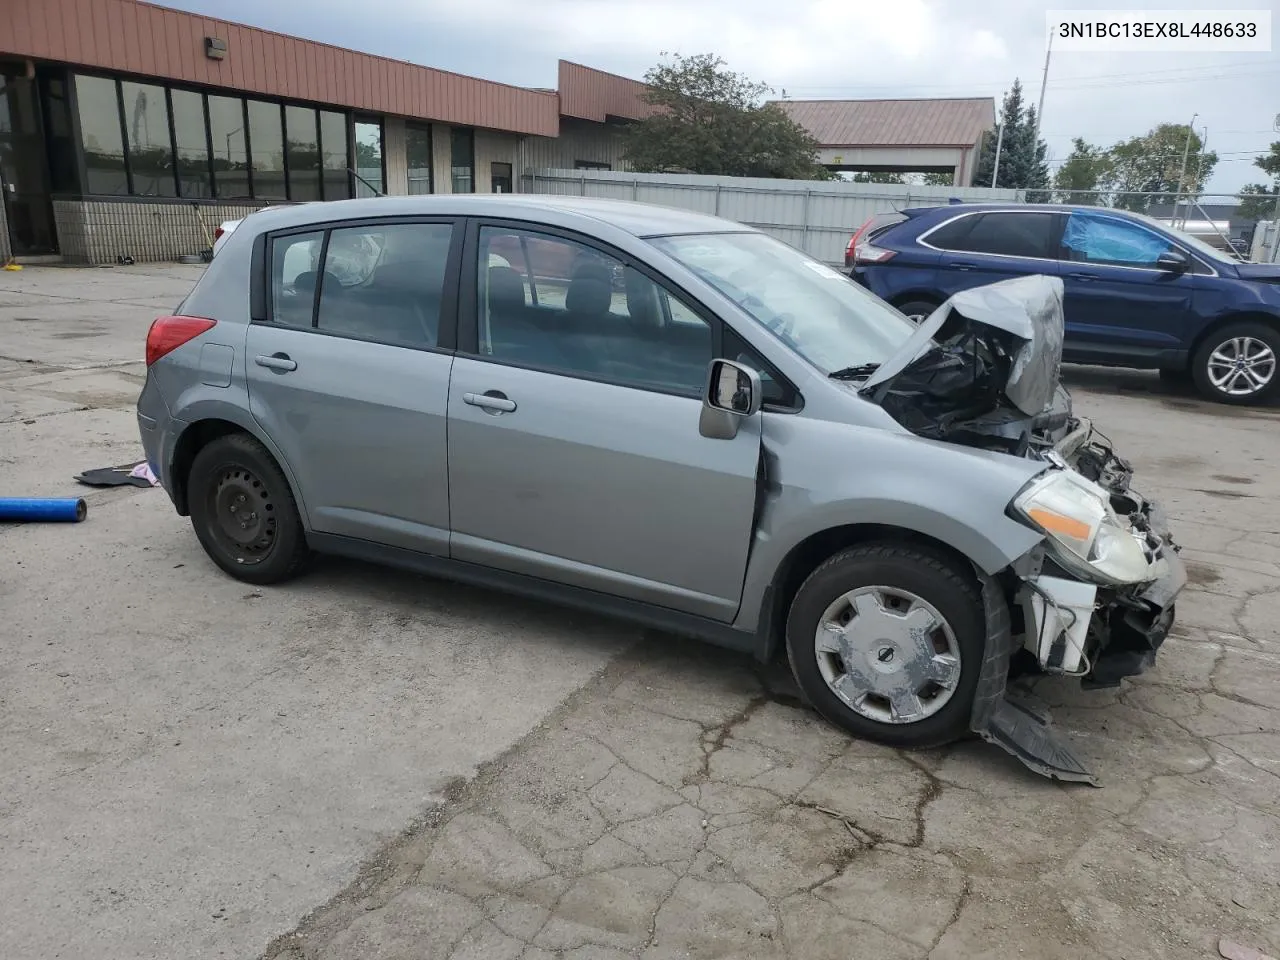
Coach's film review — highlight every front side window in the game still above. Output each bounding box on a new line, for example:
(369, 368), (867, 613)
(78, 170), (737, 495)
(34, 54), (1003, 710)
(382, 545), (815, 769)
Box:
(269, 223), (455, 348)
(1063, 213), (1174, 268)
(450, 128), (474, 194)
(75, 75), (127, 195)
(927, 212), (1058, 259)
(477, 226), (713, 395)
(247, 100), (285, 200)
(651, 231), (915, 376)
(120, 81), (175, 197)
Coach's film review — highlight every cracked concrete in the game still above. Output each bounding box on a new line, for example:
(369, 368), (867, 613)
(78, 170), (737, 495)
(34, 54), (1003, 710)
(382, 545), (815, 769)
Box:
(5, 266), (1280, 960)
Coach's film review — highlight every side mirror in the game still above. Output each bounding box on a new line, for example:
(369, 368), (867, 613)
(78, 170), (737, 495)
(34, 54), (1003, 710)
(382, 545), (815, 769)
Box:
(699, 359), (762, 440)
(1155, 250), (1189, 272)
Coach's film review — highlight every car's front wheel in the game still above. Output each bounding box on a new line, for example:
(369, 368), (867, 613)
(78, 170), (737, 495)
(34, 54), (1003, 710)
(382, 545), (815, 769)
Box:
(188, 433), (311, 584)
(785, 543), (985, 748)
(1191, 321), (1280, 405)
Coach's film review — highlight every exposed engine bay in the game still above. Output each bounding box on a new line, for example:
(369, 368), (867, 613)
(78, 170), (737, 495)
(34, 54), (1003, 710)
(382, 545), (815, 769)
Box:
(859, 276), (1187, 784)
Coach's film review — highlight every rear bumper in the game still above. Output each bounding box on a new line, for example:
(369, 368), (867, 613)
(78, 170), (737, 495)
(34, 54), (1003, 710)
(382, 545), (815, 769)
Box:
(136, 373), (180, 507)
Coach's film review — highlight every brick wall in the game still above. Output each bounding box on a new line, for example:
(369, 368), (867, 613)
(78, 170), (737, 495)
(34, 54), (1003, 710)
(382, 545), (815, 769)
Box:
(52, 198), (271, 265)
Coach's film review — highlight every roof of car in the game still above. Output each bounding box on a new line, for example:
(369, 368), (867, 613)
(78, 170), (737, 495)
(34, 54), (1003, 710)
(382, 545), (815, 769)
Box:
(907, 203), (1147, 217)
(238, 194), (750, 239)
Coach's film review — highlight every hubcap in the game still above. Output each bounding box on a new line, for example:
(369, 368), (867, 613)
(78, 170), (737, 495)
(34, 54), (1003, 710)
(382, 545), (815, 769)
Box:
(209, 467), (276, 563)
(814, 586), (961, 725)
(1207, 336), (1275, 397)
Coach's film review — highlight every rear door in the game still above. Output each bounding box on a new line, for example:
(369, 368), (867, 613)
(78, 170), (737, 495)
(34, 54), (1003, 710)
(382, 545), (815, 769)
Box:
(1057, 210), (1204, 362)
(919, 210), (1063, 296)
(245, 218), (461, 555)
(446, 221), (761, 622)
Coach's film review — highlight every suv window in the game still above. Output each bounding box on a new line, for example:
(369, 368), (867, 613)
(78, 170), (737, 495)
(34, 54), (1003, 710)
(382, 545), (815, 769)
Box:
(476, 226), (713, 396)
(1062, 213), (1175, 269)
(926, 212), (1058, 259)
(269, 222), (455, 346)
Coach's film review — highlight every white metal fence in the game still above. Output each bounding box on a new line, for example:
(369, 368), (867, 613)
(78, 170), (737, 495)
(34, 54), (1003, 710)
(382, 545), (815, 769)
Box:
(521, 169), (1025, 265)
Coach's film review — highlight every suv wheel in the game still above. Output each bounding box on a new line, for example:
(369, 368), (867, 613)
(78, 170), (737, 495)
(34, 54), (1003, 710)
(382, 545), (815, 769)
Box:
(895, 299), (940, 325)
(1191, 321), (1280, 405)
(188, 433), (311, 584)
(785, 543), (984, 748)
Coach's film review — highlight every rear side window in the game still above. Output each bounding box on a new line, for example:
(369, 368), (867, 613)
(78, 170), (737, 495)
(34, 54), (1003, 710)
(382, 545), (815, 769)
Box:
(926, 212), (1058, 259)
(268, 222), (455, 347)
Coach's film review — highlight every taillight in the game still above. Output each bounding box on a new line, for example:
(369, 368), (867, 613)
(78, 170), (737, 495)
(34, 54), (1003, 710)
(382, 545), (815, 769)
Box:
(854, 242), (897, 265)
(213, 226), (225, 241)
(146, 315), (216, 366)
(845, 218), (874, 268)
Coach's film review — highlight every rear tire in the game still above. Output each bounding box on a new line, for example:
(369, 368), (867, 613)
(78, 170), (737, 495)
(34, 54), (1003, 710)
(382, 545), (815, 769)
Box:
(1191, 321), (1280, 405)
(188, 433), (311, 584)
(785, 542), (985, 749)
(895, 299), (940, 325)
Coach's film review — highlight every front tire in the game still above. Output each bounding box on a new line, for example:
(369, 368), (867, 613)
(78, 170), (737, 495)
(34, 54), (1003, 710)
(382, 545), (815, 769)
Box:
(188, 433), (311, 584)
(785, 543), (985, 749)
(1191, 321), (1280, 405)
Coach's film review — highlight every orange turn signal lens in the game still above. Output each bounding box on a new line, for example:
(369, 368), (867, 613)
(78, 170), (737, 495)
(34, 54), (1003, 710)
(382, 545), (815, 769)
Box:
(1027, 507), (1092, 542)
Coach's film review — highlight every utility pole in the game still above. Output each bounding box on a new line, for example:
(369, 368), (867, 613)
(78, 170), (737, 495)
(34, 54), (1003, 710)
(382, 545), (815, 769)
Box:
(1175, 113), (1198, 228)
(991, 120), (1005, 188)
(1035, 28), (1052, 142)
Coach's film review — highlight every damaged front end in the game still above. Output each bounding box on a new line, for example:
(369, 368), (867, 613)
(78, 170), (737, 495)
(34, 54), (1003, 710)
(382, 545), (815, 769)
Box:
(861, 276), (1187, 784)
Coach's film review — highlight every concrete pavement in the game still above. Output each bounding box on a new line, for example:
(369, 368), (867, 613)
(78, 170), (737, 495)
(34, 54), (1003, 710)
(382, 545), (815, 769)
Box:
(3, 263), (1280, 960)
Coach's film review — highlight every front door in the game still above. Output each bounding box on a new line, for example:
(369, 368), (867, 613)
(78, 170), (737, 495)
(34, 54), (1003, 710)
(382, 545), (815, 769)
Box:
(0, 63), (57, 256)
(1058, 210), (1203, 362)
(447, 223), (761, 622)
(245, 219), (461, 555)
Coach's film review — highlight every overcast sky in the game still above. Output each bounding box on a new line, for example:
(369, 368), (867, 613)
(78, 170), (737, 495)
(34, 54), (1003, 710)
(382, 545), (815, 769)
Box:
(166, 0), (1279, 194)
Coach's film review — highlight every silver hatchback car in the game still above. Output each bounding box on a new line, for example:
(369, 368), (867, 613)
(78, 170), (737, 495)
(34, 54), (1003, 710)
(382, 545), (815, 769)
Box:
(137, 196), (1186, 782)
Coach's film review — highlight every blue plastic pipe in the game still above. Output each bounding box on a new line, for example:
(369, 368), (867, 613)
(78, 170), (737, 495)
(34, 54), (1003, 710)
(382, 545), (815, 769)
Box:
(0, 498), (88, 522)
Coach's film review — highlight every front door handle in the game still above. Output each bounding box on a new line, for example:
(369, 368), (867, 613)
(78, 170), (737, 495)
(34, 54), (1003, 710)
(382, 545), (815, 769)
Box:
(255, 353), (297, 372)
(1067, 272), (1096, 282)
(463, 391), (516, 413)
(948, 262), (977, 272)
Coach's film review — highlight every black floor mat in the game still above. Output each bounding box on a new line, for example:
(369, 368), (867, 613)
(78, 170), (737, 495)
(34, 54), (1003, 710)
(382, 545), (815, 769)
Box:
(75, 462), (154, 489)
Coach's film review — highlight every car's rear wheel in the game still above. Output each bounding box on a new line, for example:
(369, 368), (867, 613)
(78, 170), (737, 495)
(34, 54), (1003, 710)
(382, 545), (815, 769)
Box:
(188, 433), (311, 584)
(1191, 321), (1280, 405)
(785, 543), (985, 749)
(895, 299), (940, 324)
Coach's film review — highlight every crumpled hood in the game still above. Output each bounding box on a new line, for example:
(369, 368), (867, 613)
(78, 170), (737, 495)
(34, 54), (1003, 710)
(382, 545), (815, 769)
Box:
(863, 274), (1066, 418)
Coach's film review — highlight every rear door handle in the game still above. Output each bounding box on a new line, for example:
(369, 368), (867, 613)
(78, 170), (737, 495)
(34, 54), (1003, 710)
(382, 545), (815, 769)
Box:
(255, 353), (297, 372)
(463, 391), (516, 413)
(948, 262), (978, 272)
(1067, 272), (1096, 282)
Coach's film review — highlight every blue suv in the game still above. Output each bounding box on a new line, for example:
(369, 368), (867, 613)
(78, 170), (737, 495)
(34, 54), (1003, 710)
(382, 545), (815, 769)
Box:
(848, 203), (1280, 404)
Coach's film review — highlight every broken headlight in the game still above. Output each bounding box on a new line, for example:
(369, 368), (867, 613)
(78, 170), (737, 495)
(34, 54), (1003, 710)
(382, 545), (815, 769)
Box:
(1010, 469), (1152, 587)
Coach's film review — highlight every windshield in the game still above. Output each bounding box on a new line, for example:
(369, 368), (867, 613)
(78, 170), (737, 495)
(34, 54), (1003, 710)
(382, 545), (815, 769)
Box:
(1130, 210), (1239, 264)
(649, 232), (918, 374)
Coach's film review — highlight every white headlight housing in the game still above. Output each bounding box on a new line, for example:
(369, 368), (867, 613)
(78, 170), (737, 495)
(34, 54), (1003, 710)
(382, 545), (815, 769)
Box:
(1011, 469), (1153, 586)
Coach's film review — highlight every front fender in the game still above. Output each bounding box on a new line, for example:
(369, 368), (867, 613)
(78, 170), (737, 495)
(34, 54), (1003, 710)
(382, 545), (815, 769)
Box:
(733, 416), (1046, 633)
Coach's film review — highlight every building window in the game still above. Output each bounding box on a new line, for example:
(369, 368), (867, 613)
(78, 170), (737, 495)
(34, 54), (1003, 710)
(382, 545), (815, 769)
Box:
(406, 122), (432, 195)
(451, 127), (474, 194)
(353, 118), (384, 196)
(491, 161), (512, 194)
(40, 72), (79, 194)
(574, 160), (611, 170)
(319, 110), (350, 200)
(172, 88), (212, 198)
(207, 94), (249, 199)
(285, 105), (320, 202)
(120, 81), (176, 197)
(75, 75), (128, 195)
(247, 100), (286, 200)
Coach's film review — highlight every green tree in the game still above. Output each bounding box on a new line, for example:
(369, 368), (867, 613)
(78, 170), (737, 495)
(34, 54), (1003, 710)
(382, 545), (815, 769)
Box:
(850, 171), (904, 184)
(623, 53), (832, 180)
(1237, 142), (1280, 221)
(1101, 123), (1217, 212)
(921, 171), (956, 186)
(972, 81), (1049, 194)
(1053, 138), (1112, 205)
